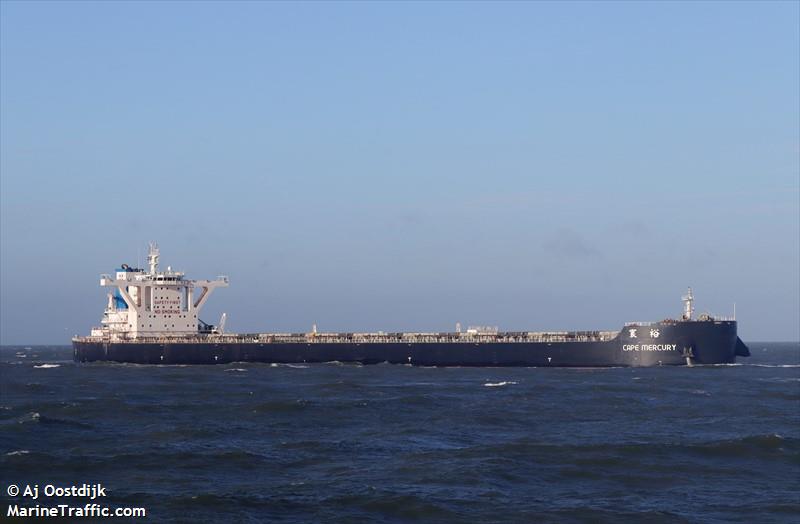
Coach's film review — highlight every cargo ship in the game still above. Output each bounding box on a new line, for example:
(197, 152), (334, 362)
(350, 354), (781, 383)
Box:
(73, 244), (750, 366)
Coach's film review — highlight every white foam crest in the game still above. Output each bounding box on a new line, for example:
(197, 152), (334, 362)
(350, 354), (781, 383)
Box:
(224, 368), (248, 372)
(484, 381), (518, 387)
(19, 412), (40, 424)
(34, 364), (60, 369)
(6, 450), (30, 456)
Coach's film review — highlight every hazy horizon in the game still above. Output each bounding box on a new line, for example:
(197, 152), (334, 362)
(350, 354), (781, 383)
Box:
(2, 1), (798, 344)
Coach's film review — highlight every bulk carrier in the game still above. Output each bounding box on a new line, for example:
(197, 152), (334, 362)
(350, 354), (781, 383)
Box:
(73, 244), (750, 366)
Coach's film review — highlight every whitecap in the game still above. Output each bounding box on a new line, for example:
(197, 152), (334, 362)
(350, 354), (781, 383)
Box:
(6, 450), (30, 456)
(225, 368), (248, 372)
(484, 381), (518, 387)
(18, 412), (40, 423)
(286, 364), (309, 369)
(34, 364), (60, 369)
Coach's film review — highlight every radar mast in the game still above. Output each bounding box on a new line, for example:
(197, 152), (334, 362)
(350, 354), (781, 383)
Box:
(148, 242), (160, 275)
(682, 287), (694, 320)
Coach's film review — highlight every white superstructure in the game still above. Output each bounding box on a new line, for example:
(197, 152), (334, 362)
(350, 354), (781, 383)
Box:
(89, 243), (228, 340)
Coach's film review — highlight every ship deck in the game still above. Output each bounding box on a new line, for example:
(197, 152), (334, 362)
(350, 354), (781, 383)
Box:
(74, 330), (620, 344)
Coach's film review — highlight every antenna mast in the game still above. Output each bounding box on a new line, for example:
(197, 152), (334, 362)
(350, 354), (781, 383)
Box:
(148, 242), (160, 275)
(682, 287), (694, 320)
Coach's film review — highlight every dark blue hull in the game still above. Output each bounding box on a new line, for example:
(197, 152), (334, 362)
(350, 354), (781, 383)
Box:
(73, 320), (748, 367)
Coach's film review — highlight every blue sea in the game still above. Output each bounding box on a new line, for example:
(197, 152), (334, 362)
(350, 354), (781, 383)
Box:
(1, 343), (798, 523)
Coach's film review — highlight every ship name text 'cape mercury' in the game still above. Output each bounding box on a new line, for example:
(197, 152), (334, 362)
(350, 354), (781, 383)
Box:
(73, 244), (750, 366)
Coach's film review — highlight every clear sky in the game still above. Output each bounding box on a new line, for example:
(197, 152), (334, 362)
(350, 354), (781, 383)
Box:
(1, 1), (798, 344)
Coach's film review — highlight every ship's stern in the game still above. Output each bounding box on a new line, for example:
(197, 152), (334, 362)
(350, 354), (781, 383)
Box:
(73, 337), (106, 362)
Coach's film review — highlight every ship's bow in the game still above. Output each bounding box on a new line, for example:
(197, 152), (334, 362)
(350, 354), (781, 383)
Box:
(682, 320), (746, 364)
(618, 319), (747, 366)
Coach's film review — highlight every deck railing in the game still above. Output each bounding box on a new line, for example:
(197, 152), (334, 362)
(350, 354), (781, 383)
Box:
(73, 330), (620, 345)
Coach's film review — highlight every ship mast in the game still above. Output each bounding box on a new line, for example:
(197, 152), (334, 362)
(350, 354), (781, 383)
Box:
(148, 242), (159, 275)
(682, 287), (694, 320)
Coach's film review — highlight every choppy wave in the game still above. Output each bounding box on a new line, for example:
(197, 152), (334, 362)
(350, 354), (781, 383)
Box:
(712, 363), (800, 368)
(2, 342), (797, 523)
(12, 411), (92, 428)
(443, 434), (800, 461)
(33, 363), (60, 369)
(17, 411), (40, 424)
(758, 377), (800, 383)
(252, 400), (310, 413)
(697, 434), (794, 454)
(689, 389), (710, 396)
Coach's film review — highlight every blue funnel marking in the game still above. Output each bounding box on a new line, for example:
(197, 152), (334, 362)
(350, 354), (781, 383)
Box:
(113, 289), (128, 310)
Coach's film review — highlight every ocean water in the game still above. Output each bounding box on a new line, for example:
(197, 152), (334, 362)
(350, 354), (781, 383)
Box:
(1, 343), (798, 523)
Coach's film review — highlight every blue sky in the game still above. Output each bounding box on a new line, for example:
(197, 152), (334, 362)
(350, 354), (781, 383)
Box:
(1, 1), (798, 344)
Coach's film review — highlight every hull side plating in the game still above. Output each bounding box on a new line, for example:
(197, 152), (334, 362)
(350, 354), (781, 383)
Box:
(74, 321), (744, 367)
